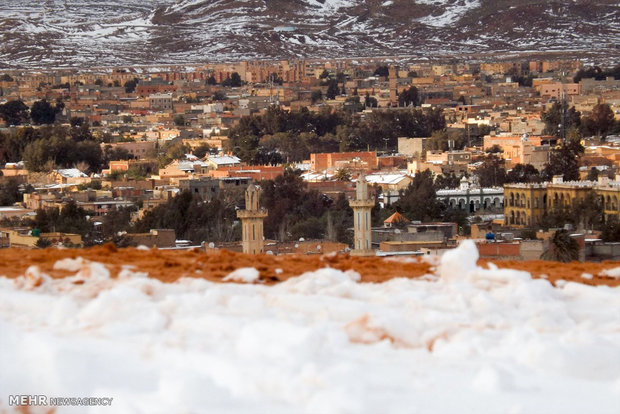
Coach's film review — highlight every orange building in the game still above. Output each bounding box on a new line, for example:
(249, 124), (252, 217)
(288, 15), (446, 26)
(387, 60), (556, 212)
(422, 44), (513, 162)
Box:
(310, 151), (378, 172)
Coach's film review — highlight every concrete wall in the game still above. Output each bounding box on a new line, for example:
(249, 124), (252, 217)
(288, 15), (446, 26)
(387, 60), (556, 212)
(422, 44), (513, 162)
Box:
(126, 229), (176, 248)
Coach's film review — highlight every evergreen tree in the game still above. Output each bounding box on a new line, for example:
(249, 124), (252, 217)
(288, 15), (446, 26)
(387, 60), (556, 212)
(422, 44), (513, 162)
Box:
(326, 80), (339, 100)
(395, 169), (442, 222)
(398, 86), (419, 107)
(542, 137), (583, 181)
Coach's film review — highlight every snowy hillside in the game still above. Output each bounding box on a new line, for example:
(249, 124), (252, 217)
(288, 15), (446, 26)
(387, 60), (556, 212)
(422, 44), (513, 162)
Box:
(0, 0), (618, 68)
(1, 241), (619, 413)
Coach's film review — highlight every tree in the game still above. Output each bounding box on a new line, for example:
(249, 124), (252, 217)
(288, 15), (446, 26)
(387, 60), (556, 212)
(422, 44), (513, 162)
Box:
(334, 168), (352, 181)
(124, 78), (139, 93)
(398, 86), (419, 107)
(542, 138), (583, 181)
(541, 101), (581, 137)
(192, 143), (211, 159)
(22, 139), (52, 172)
(434, 173), (460, 190)
(582, 103), (615, 139)
(173, 114), (185, 126)
(506, 164), (541, 183)
(33, 200), (93, 238)
(101, 207), (134, 241)
(158, 141), (191, 168)
(0, 100), (29, 125)
(30, 99), (57, 124)
(475, 155), (507, 187)
(261, 169), (330, 241)
(574, 190), (603, 231)
(0, 178), (21, 206)
(586, 167), (599, 181)
(134, 190), (239, 243)
(364, 93), (378, 108)
(428, 130), (465, 151)
(311, 89), (323, 104)
(374, 66), (389, 77)
(104, 146), (134, 162)
(212, 90), (227, 101)
(395, 169), (442, 222)
(326, 80), (339, 100)
(222, 72), (242, 87)
(206, 75), (217, 85)
(343, 97), (363, 113)
(541, 230), (579, 262)
(35, 238), (52, 249)
(601, 216), (620, 242)
(573, 65), (620, 82)
(0, 74), (14, 82)
(486, 144), (503, 154)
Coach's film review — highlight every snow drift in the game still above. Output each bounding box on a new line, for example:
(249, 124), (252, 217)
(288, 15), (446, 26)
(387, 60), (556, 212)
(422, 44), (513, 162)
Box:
(0, 240), (619, 413)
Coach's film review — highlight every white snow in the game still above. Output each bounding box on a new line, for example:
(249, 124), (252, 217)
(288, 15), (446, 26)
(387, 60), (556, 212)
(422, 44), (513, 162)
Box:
(417, 0), (481, 28)
(222, 267), (260, 283)
(1, 242), (619, 413)
(600, 267), (620, 278)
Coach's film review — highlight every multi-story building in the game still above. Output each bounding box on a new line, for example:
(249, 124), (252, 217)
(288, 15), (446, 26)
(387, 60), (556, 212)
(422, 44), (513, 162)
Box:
(149, 93), (173, 111)
(504, 176), (620, 227)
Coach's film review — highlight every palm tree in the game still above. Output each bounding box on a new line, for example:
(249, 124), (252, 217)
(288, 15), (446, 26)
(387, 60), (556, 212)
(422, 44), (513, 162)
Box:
(541, 229), (579, 262)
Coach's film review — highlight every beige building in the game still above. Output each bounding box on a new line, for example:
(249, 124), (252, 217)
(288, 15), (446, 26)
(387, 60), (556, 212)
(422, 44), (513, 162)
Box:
(538, 83), (580, 100)
(397, 137), (429, 158)
(501, 134), (552, 171)
(149, 93), (173, 111)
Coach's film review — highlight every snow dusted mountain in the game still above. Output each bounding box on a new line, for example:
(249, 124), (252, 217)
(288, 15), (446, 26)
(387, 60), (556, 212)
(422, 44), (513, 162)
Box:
(0, 0), (618, 69)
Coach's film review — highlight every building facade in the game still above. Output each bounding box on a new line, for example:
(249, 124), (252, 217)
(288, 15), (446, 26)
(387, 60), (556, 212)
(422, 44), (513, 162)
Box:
(436, 179), (504, 213)
(504, 176), (620, 227)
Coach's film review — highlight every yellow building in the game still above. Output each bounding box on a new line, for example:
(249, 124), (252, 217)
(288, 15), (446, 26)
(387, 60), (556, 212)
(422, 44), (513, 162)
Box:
(504, 183), (548, 226)
(597, 177), (620, 221)
(504, 176), (620, 227)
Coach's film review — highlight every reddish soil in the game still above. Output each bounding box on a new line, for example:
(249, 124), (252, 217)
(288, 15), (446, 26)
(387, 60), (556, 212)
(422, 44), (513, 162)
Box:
(0, 245), (618, 287)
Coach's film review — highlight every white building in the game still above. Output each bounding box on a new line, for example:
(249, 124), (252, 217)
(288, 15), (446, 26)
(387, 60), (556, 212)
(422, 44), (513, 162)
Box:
(436, 177), (504, 212)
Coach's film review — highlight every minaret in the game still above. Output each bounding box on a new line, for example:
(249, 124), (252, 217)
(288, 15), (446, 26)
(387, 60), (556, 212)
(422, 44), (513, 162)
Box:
(348, 176), (375, 256)
(237, 184), (268, 254)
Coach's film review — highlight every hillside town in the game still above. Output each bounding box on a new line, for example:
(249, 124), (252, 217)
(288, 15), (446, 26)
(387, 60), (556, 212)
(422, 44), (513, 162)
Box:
(0, 58), (619, 261)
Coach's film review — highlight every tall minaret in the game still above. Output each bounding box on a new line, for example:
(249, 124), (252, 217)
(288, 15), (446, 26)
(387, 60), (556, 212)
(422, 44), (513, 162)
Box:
(348, 176), (375, 256)
(237, 184), (268, 254)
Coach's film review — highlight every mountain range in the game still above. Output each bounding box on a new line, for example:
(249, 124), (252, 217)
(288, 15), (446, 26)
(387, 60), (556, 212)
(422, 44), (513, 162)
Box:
(1, 0), (618, 69)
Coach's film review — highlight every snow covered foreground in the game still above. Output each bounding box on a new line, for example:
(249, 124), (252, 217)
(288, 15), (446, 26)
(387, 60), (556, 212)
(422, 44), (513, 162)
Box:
(1, 241), (619, 414)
